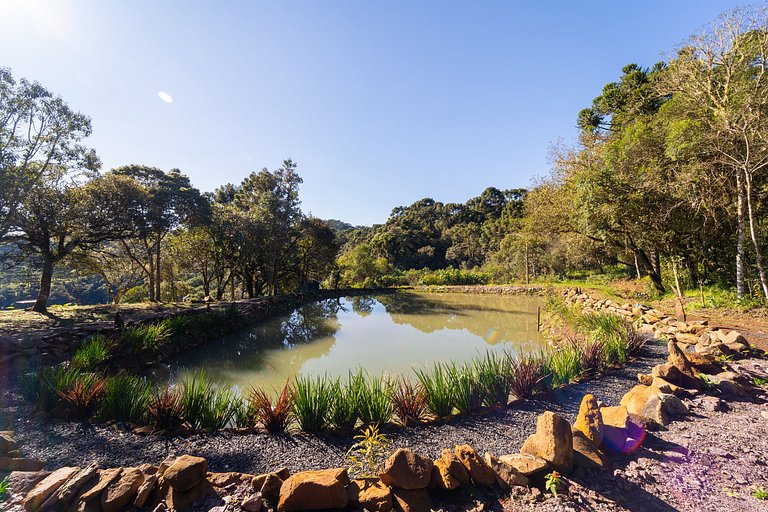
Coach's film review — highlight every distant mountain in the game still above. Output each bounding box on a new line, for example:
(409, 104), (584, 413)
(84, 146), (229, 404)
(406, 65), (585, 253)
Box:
(323, 219), (363, 233)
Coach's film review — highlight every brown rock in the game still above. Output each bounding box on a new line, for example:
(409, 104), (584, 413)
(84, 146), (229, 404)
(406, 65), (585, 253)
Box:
(572, 431), (607, 469)
(652, 377), (684, 396)
(163, 455), (208, 492)
(379, 448), (433, 490)
(6, 471), (50, 497)
(435, 449), (469, 486)
(430, 462), (460, 490)
(101, 467), (144, 512)
(165, 479), (214, 511)
(0, 457), (45, 472)
(484, 453), (529, 490)
(640, 395), (668, 426)
(667, 340), (696, 377)
(79, 468), (122, 505)
(242, 494), (263, 512)
(573, 394), (603, 445)
(454, 444), (496, 486)
(208, 472), (255, 489)
(0, 432), (16, 454)
(620, 384), (662, 416)
(496, 454), (548, 476)
(391, 488), (433, 512)
(718, 330), (750, 352)
(258, 473), (284, 505)
(277, 468), (350, 511)
(347, 478), (393, 512)
(134, 473), (158, 508)
(683, 352), (719, 374)
(23, 466), (79, 511)
(520, 412), (573, 475)
(40, 462), (98, 511)
(637, 373), (653, 386)
(652, 363), (702, 390)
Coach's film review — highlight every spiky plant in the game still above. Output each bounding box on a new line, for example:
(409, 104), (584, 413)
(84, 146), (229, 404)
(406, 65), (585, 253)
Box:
(249, 383), (293, 434)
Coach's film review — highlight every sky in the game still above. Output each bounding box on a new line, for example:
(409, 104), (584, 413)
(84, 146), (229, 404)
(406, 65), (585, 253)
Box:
(0, 0), (746, 226)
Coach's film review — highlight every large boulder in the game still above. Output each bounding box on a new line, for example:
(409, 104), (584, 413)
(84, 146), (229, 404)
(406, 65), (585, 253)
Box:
(23, 467), (79, 512)
(652, 363), (702, 390)
(573, 394), (603, 445)
(433, 448), (469, 488)
(620, 384), (662, 416)
(483, 453), (529, 490)
(496, 454), (548, 477)
(717, 330), (750, 352)
(163, 455), (208, 492)
(277, 468), (350, 512)
(520, 411), (573, 475)
(347, 478), (393, 512)
(6, 471), (50, 497)
(0, 432), (16, 454)
(454, 445), (496, 486)
(667, 340), (697, 377)
(391, 488), (432, 512)
(572, 431), (607, 469)
(101, 467), (144, 512)
(379, 449), (433, 490)
(79, 467), (122, 504)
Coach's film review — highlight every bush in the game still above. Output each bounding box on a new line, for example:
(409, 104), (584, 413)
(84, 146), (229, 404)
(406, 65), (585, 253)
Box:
(389, 378), (426, 425)
(330, 377), (359, 432)
(248, 384), (293, 434)
(100, 373), (151, 423)
(56, 373), (107, 418)
(418, 267), (490, 286)
(415, 363), (454, 418)
(179, 370), (240, 432)
(353, 371), (394, 426)
(448, 362), (484, 414)
(148, 387), (185, 431)
(473, 351), (512, 406)
(545, 344), (583, 387)
(71, 335), (112, 370)
(122, 322), (171, 353)
(509, 354), (545, 399)
(292, 375), (333, 433)
(36, 366), (83, 412)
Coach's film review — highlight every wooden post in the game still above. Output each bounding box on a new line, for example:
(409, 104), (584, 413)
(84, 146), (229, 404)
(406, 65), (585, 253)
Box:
(537, 306), (541, 332)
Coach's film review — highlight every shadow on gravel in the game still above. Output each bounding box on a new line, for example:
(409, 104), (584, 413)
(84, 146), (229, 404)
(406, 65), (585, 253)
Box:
(608, 477), (679, 512)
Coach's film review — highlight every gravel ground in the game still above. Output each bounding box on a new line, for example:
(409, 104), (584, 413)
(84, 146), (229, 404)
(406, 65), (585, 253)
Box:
(2, 340), (667, 474)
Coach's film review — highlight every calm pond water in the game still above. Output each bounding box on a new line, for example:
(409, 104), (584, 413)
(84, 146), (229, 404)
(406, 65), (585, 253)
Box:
(162, 292), (545, 391)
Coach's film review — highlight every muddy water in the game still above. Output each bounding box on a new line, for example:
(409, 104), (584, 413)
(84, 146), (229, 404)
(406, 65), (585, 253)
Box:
(163, 292), (545, 391)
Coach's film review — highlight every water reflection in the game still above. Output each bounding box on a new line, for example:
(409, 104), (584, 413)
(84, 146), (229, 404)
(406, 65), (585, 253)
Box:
(162, 292), (544, 391)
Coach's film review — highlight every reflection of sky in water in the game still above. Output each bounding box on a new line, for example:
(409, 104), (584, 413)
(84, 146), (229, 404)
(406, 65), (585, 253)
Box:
(162, 292), (544, 392)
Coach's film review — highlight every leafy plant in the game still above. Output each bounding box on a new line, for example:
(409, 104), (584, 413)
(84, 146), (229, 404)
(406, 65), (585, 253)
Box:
(201, 387), (242, 432)
(292, 375), (333, 433)
(330, 377), (359, 432)
(354, 371), (394, 426)
(249, 384), (293, 434)
(415, 363), (454, 418)
(473, 351), (512, 406)
(57, 373), (107, 418)
(345, 425), (390, 479)
(545, 471), (561, 497)
(448, 362), (484, 414)
(753, 377), (768, 387)
(509, 354), (545, 399)
(122, 322), (172, 353)
(71, 335), (112, 370)
(180, 370), (213, 430)
(752, 485), (768, 500)
(579, 339), (604, 372)
(389, 378), (426, 425)
(148, 387), (185, 431)
(36, 365), (83, 411)
(100, 373), (151, 423)
(546, 343), (583, 387)
(0, 476), (9, 503)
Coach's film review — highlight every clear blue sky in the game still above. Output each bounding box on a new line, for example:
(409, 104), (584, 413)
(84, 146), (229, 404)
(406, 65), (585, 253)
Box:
(0, 0), (744, 226)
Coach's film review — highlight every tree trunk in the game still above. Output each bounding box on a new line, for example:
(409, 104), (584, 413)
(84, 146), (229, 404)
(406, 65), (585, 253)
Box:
(736, 172), (746, 299)
(745, 171), (768, 299)
(32, 254), (55, 312)
(155, 236), (162, 302)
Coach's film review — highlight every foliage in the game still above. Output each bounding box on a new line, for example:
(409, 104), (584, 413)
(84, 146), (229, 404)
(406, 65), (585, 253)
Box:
(292, 375), (333, 433)
(329, 377), (359, 431)
(345, 425), (390, 479)
(545, 344), (583, 387)
(353, 371), (394, 426)
(100, 373), (151, 423)
(545, 471), (561, 497)
(122, 321), (172, 353)
(147, 387), (185, 431)
(473, 351), (513, 406)
(36, 365), (84, 412)
(415, 363), (455, 418)
(56, 373), (107, 418)
(0, 476), (8, 503)
(752, 485), (768, 500)
(71, 335), (112, 370)
(248, 384), (294, 434)
(447, 362), (485, 414)
(509, 354), (545, 399)
(389, 378), (426, 425)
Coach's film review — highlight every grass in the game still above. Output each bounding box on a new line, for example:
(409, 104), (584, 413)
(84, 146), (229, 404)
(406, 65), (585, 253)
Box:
(292, 375), (334, 433)
(509, 354), (545, 399)
(122, 321), (172, 353)
(36, 365), (84, 412)
(100, 373), (151, 423)
(71, 335), (112, 370)
(330, 377), (360, 431)
(447, 362), (484, 414)
(56, 373), (107, 418)
(248, 383), (293, 434)
(0, 476), (8, 503)
(473, 351), (512, 406)
(180, 370), (242, 432)
(353, 371), (394, 426)
(545, 343), (583, 387)
(148, 387), (185, 431)
(415, 363), (455, 418)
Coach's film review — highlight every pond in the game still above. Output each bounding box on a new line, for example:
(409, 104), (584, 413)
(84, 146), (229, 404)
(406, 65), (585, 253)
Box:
(161, 292), (545, 392)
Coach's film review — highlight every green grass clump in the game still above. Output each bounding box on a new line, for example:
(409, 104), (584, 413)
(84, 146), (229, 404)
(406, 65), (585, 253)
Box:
(448, 362), (484, 414)
(330, 376), (359, 431)
(473, 351), (512, 406)
(180, 370), (240, 432)
(100, 373), (151, 423)
(415, 363), (454, 418)
(36, 365), (84, 411)
(122, 321), (172, 353)
(353, 371), (394, 426)
(292, 375), (334, 432)
(0, 476), (9, 503)
(71, 335), (112, 370)
(545, 344), (583, 387)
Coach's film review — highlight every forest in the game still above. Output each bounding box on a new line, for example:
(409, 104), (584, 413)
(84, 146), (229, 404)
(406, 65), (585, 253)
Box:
(3, 7), (768, 311)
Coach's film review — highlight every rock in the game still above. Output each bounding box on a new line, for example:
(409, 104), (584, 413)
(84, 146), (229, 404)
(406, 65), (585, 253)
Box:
(497, 454), (548, 476)
(162, 479), (214, 511)
(242, 493), (263, 512)
(600, 406), (628, 428)
(520, 411), (574, 475)
(0, 457), (45, 472)
(431, 450), (466, 490)
(718, 330), (750, 352)
(164, 455), (208, 492)
(437, 448), (470, 485)
(347, 478), (393, 512)
(638, 373), (653, 386)
(0, 432), (16, 454)
(652, 363), (702, 390)
(667, 340), (696, 377)
(454, 444), (496, 486)
(277, 468), (350, 512)
(573, 394), (604, 445)
(572, 431), (607, 469)
(379, 448), (433, 490)
(652, 377), (684, 396)
(683, 352), (719, 373)
(620, 384), (663, 416)
(208, 472), (254, 489)
(257, 473), (284, 505)
(391, 488), (432, 512)
(484, 453), (529, 490)
(697, 396), (727, 413)
(23, 466), (79, 511)
(40, 462), (98, 511)
(274, 467), (291, 480)
(640, 395), (668, 426)
(660, 393), (689, 417)
(79, 467), (122, 504)
(101, 467), (144, 512)
(6, 471), (50, 497)
(135, 473), (158, 508)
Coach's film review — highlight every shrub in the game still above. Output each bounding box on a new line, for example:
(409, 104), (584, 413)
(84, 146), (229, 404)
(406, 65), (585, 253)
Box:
(389, 378), (426, 425)
(122, 322), (171, 353)
(71, 335), (112, 370)
(180, 370), (240, 432)
(148, 387), (185, 431)
(345, 425), (390, 479)
(36, 366), (83, 412)
(202, 387), (242, 432)
(545, 344), (583, 387)
(415, 363), (454, 418)
(292, 375), (333, 433)
(509, 354), (545, 399)
(579, 339), (605, 372)
(100, 373), (151, 423)
(57, 373), (107, 418)
(353, 371), (394, 426)
(473, 351), (512, 406)
(330, 377), (359, 432)
(448, 362), (484, 414)
(249, 384), (293, 434)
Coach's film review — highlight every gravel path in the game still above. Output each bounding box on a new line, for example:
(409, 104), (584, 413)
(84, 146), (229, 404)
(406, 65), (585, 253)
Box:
(1, 340), (667, 475)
